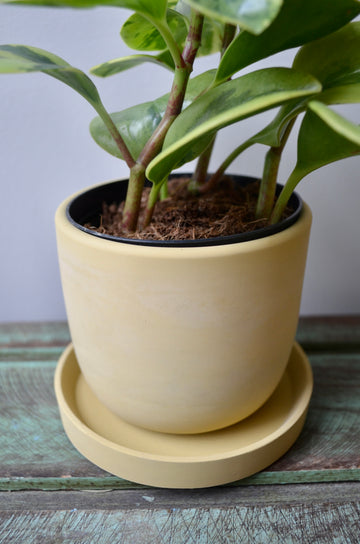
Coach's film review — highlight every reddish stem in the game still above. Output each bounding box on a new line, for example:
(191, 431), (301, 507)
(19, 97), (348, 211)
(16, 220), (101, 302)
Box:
(122, 10), (205, 231)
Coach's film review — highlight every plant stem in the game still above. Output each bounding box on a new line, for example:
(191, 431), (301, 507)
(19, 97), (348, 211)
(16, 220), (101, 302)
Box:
(255, 146), (282, 219)
(182, 9), (206, 67)
(121, 164), (146, 231)
(191, 23), (237, 188)
(199, 139), (254, 193)
(189, 136), (216, 190)
(123, 10), (204, 231)
(153, 17), (184, 69)
(160, 181), (168, 200)
(142, 179), (169, 230)
(221, 23), (237, 56)
(94, 102), (135, 169)
(256, 118), (296, 220)
(137, 111), (179, 168)
(142, 183), (162, 229)
(270, 169), (302, 224)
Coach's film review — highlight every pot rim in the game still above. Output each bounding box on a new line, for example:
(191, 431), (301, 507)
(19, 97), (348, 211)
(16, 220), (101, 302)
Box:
(65, 174), (303, 248)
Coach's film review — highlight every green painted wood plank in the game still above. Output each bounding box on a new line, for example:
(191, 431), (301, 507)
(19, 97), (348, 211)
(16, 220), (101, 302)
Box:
(1, 482), (360, 510)
(1, 484), (359, 544)
(297, 315), (360, 351)
(0, 362), (97, 479)
(0, 353), (359, 490)
(0, 347), (66, 362)
(1, 469), (360, 492)
(1, 317), (359, 349)
(1, 505), (358, 544)
(0, 322), (70, 348)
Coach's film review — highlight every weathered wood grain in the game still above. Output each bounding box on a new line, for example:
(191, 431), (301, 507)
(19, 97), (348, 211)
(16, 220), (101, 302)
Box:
(0, 361), (97, 481)
(2, 468), (359, 493)
(2, 482), (360, 510)
(0, 352), (359, 489)
(1, 317), (359, 350)
(1, 484), (359, 543)
(271, 353), (360, 471)
(0, 347), (66, 362)
(0, 322), (70, 362)
(0, 319), (359, 542)
(0, 322), (70, 348)
(297, 316), (360, 351)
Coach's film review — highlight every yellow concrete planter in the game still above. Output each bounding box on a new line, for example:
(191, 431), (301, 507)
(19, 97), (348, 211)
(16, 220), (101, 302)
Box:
(55, 178), (312, 436)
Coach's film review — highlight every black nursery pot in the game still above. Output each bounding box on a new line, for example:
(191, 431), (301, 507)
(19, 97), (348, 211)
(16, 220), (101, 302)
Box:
(67, 174), (302, 248)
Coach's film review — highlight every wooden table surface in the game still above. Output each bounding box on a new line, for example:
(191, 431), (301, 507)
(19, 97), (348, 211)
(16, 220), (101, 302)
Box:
(1, 317), (359, 543)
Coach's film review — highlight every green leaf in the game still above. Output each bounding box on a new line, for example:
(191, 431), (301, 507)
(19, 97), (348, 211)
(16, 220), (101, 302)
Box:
(120, 9), (187, 52)
(252, 99), (305, 148)
(216, 0), (360, 83)
(91, 51), (174, 77)
(252, 21), (360, 148)
(198, 17), (223, 57)
(309, 101), (360, 145)
(0, 0), (168, 20)
(89, 69), (216, 160)
(294, 102), (360, 183)
(146, 67), (322, 183)
(0, 44), (102, 106)
(182, 0), (283, 35)
(272, 101), (360, 221)
(319, 85), (360, 106)
(293, 22), (360, 102)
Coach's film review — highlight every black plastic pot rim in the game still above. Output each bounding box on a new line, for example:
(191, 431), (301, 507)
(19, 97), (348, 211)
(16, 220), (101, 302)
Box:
(66, 174), (303, 248)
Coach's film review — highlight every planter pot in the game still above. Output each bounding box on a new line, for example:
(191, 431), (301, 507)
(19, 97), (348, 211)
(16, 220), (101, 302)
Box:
(55, 176), (312, 436)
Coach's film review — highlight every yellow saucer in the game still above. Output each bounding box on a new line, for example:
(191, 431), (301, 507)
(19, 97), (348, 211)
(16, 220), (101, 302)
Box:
(54, 342), (312, 489)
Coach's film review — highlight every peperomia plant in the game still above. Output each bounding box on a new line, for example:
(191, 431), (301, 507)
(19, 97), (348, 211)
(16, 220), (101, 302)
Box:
(0, 0), (359, 234)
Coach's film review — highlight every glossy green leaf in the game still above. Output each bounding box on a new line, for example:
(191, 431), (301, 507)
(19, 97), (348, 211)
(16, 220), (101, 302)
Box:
(120, 10), (187, 52)
(91, 51), (174, 78)
(119, 8), (222, 60)
(146, 68), (322, 183)
(253, 22), (360, 148)
(183, 0), (283, 34)
(89, 70), (216, 160)
(0, 44), (102, 106)
(272, 101), (360, 221)
(198, 17), (223, 56)
(0, 0), (167, 19)
(293, 22), (360, 101)
(216, 0), (360, 83)
(313, 101), (360, 141)
(294, 102), (360, 180)
(251, 100), (305, 148)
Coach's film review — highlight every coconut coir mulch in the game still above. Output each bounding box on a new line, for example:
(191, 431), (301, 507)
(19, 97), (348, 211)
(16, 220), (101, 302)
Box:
(86, 176), (273, 241)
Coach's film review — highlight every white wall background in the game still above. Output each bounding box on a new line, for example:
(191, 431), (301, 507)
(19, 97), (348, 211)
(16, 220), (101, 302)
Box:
(0, 5), (359, 322)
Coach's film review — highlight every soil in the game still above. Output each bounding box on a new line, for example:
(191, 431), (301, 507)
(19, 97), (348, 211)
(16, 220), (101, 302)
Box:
(85, 176), (278, 241)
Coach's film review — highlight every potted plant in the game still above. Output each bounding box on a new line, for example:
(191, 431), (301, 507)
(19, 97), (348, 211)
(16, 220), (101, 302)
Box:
(1, 0), (359, 488)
